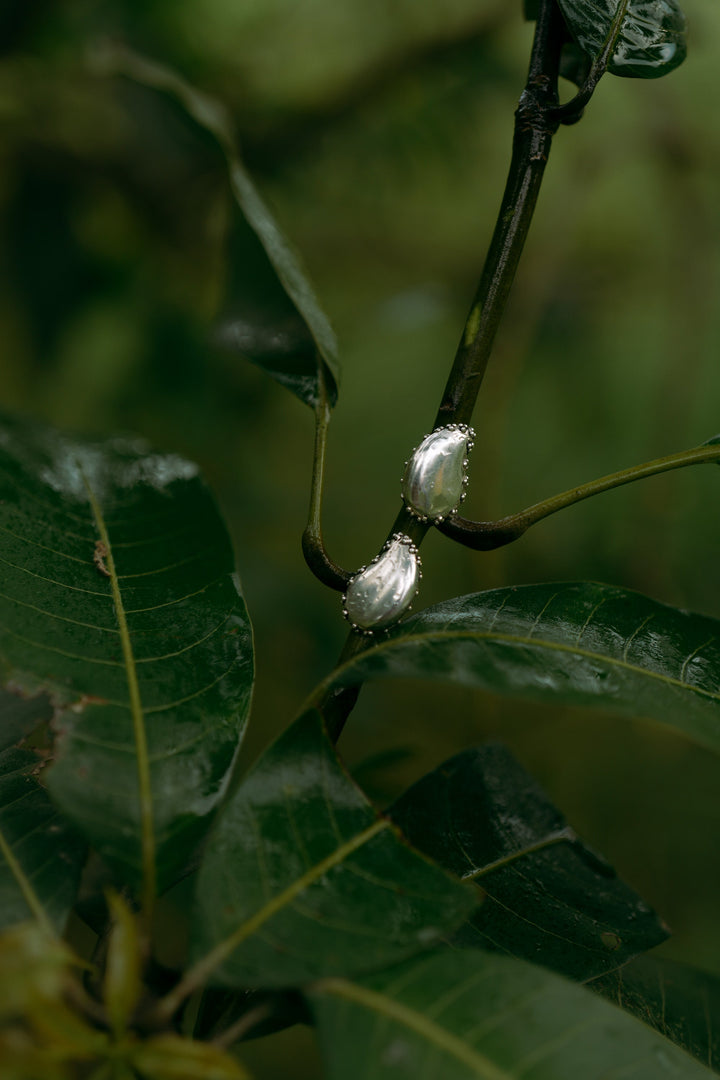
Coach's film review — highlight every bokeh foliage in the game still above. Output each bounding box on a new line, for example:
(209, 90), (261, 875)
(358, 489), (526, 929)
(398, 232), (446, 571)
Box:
(1, 2), (720, 1072)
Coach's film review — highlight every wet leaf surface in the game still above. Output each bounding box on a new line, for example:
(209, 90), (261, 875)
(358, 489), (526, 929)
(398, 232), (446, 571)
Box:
(391, 743), (668, 981)
(557, 0), (687, 79)
(0, 411), (253, 898)
(321, 582), (720, 754)
(189, 711), (475, 989)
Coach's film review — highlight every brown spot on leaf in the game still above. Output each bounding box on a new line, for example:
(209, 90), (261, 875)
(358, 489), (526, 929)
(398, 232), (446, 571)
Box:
(93, 540), (111, 577)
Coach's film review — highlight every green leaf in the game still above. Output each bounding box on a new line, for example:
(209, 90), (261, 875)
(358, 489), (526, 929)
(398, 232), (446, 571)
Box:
(0, 743), (85, 934)
(309, 950), (715, 1079)
(591, 955), (720, 1070)
(318, 582), (720, 754)
(187, 711), (475, 990)
(98, 44), (339, 409)
(215, 191), (339, 410)
(0, 411), (253, 901)
(390, 744), (668, 981)
(557, 0), (687, 79)
(0, 686), (53, 752)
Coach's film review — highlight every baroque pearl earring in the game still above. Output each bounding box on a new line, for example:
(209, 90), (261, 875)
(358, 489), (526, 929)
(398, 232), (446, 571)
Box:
(342, 534), (421, 633)
(401, 424), (475, 522)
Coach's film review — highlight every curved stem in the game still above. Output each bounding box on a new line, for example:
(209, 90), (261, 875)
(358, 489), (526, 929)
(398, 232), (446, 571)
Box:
(439, 443), (720, 551)
(302, 367), (353, 592)
(551, 0), (630, 125)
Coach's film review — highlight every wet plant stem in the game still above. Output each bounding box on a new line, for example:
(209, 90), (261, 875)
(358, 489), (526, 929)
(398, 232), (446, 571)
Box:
(302, 383), (352, 592)
(320, 0), (568, 742)
(432, 0), (564, 430)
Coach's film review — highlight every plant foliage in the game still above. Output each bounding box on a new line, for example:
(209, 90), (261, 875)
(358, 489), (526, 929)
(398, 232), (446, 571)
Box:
(1, 2), (717, 1079)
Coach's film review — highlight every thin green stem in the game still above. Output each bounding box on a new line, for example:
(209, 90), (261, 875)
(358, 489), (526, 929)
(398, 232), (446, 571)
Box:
(302, 367), (353, 591)
(440, 443), (720, 551)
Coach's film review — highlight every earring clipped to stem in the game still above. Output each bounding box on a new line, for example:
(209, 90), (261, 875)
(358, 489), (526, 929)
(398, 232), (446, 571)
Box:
(401, 424), (475, 522)
(342, 534), (422, 634)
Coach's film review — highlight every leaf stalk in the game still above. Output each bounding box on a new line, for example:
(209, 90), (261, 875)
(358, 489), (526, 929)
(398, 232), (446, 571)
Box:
(302, 371), (353, 591)
(439, 443), (720, 551)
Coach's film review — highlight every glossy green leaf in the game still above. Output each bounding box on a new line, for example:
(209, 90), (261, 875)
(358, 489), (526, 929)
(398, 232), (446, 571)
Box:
(188, 711), (475, 989)
(391, 744), (668, 981)
(557, 0), (687, 79)
(216, 196), (339, 410)
(319, 582), (720, 754)
(591, 956), (720, 1070)
(309, 950), (715, 1080)
(0, 743), (85, 933)
(0, 411), (253, 899)
(101, 45), (339, 409)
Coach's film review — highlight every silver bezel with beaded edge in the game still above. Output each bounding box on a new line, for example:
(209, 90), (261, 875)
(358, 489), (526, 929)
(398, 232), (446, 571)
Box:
(401, 423), (475, 523)
(342, 533), (422, 634)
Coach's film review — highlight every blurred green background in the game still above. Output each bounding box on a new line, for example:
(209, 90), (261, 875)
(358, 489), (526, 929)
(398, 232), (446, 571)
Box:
(2, 1), (720, 1074)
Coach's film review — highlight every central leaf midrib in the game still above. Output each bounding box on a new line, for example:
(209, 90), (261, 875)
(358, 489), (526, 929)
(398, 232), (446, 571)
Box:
(315, 977), (513, 1080)
(210, 816), (390, 968)
(83, 477), (156, 914)
(158, 816), (391, 1018)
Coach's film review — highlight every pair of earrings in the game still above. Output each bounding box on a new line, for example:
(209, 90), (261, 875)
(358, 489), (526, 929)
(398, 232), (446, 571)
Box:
(343, 425), (474, 633)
